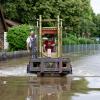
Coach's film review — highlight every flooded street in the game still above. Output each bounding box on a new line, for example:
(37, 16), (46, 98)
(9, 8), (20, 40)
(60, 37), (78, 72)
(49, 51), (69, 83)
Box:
(0, 76), (100, 100)
(73, 53), (100, 76)
(0, 52), (100, 100)
(0, 57), (29, 76)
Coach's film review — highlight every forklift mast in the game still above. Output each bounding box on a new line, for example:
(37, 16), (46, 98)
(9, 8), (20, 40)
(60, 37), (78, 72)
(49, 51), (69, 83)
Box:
(37, 15), (62, 58)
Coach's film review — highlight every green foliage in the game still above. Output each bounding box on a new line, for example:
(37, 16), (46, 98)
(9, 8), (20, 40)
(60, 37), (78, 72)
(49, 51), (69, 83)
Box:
(7, 24), (97, 51)
(7, 25), (31, 51)
(63, 34), (96, 45)
(2, 3), (18, 20)
(78, 37), (95, 44)
(2, 0), (96, 36)
(2, 0), (100, 50)
(92, 14), (100, 37)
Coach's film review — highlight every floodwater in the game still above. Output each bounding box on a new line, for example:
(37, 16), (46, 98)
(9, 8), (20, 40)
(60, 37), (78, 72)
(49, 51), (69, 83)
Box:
(0, 57), (29, 76)
(0, 76), (100, 100)
(0, 51), (100, 100)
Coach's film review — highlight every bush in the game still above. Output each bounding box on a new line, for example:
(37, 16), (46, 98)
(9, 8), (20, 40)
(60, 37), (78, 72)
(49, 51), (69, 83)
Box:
(63, 37), (77, 45)
(63, 34), (97, 45)
(7, 25), (97, 51)
(78, 38), (96, 44)
(7, 24), (33, 51)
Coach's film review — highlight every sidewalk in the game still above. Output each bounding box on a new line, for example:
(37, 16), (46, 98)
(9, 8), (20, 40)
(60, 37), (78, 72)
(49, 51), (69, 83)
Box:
(0, 50), (29, 61)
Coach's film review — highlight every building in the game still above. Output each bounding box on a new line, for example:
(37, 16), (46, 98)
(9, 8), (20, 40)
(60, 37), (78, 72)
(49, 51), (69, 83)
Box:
(0, 7), (19, 50)
(0, 7), (7, 50)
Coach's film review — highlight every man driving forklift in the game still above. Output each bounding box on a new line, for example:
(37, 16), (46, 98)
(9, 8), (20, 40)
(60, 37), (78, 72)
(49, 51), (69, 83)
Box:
(43, 34), (56, 52)
(26, 31), (37, 58)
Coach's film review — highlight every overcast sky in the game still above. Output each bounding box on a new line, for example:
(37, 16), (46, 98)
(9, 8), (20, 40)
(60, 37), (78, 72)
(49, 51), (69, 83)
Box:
(91, 0), (100, 14)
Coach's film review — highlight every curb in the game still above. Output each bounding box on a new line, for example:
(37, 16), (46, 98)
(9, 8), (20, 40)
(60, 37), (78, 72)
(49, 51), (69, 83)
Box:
(0, 50), (29, 61)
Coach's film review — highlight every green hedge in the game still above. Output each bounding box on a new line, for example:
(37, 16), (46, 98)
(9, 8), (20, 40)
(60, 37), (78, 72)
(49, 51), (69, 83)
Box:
(7, 25), (97, 51)
(7, 25), (31, 51)
(78, 38), (95, 44)
(63, 35), (97, 45)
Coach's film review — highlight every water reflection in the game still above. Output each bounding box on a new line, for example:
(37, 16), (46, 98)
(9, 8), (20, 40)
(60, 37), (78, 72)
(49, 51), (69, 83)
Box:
(0, 76), (100, 100)
(26, 76), (100, 100)
(27, 76), (72, 100)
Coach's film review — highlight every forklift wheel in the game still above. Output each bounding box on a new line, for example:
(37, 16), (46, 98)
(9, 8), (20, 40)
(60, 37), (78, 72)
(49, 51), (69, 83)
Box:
(40, 73), (44, 76)
(68, 66), (72, 74)
(70, 66), (72, 74)
(27, 64), (31, 73)
(60, 73), (66, 77)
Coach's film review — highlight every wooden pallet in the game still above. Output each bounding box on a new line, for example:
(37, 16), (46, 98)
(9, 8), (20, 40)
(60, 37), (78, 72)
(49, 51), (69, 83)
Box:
(27, 57), (72, 76)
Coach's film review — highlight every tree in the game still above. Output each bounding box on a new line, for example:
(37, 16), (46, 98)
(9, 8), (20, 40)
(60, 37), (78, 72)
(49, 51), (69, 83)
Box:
(92, 14), (100, 37)
(1, 0), (95, 36)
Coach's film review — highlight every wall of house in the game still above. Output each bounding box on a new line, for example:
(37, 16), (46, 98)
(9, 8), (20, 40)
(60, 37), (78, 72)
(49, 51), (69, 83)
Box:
(0, 14), (5, 48)
(0, 33), (4, 50)
(4, 32), (9, 50)
(0, 18), (4, 49)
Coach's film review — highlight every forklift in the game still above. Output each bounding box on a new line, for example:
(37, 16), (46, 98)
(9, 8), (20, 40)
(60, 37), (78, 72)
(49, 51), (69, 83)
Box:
(27, 15), (72, 76)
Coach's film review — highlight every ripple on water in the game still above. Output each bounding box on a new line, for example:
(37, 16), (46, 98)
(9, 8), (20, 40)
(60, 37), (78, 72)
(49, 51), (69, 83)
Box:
(72, 91), (100, 100)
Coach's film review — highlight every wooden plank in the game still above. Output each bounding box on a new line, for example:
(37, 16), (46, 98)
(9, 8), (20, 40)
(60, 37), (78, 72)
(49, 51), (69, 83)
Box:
(40, 60), (44, 73)
(31, 57), (70, 63)
(42, 29), (57, 35)
(30, 58), (59, 62)
(42, 27), (57, 29)
(42, 19), (56, 22)
(59, 58), (62, 73)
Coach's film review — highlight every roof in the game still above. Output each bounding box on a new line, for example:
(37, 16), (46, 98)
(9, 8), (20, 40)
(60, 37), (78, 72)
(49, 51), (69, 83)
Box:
(0, 7), (7, 32)
(5, 19), (20, 27)
(0, 6), (20, 33)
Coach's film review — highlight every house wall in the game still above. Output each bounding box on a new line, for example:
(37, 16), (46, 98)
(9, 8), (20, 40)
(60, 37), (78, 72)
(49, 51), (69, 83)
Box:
(4, 32), (8, 49)
(0, 33), (4, 49)
(0, 18), (4, 49)
(0, 9), (19, 50)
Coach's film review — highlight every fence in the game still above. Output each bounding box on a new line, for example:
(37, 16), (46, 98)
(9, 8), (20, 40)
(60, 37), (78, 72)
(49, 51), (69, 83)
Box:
(63, 44), (100, 53)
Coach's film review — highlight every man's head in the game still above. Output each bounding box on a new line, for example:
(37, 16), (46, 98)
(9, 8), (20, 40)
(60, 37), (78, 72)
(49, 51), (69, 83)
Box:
(30, 31), (35, 37)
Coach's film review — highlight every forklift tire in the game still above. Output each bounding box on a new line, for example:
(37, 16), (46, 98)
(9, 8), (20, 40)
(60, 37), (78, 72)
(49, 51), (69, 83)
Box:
(60, 73), (66, 77)
(70, 66), (72, 74)
(40, 73), (44, 77)
(27, 64), (31, 73)
(37, 72), (44, 76)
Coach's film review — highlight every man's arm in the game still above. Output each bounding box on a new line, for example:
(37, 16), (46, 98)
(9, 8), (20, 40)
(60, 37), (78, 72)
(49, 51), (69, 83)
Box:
(27, 43), (30, 52)
(26, 37), (30, 52)
(34, 35), (38, 50)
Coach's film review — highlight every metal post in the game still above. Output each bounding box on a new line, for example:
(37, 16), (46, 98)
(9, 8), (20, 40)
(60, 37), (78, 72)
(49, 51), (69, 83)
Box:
(36, 19), (39, 57)
(39, 15), (42, 57)
(60, 19), (62, 57)
(37, 19), (39, 28)
(57, 15), (60, 57)
(59, 58), (62, 73)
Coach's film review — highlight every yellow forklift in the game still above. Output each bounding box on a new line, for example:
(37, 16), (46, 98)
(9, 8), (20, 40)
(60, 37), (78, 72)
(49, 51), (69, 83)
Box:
(27, 15), (72, 76)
